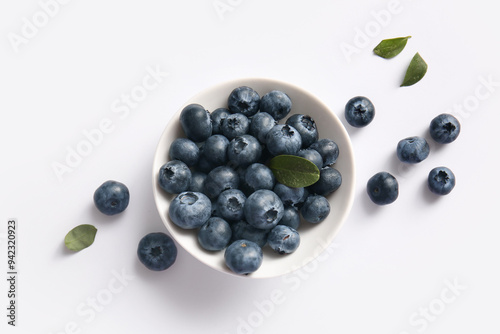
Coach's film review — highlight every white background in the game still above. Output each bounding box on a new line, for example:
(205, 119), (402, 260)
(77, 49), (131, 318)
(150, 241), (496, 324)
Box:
(1, 0), (499, 333)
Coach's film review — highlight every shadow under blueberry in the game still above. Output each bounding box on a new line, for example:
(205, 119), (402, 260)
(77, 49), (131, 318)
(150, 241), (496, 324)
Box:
(420, 178), (442, 205)
(88, 201), (124, 224)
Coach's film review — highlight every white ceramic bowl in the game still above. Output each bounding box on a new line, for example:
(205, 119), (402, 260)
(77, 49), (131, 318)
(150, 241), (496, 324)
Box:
(152, 78), (355, 278)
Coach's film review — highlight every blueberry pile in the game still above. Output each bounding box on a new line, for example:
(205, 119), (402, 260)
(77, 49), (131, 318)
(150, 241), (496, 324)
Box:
(158, 86), (342, 275)
(344, 97), (460, 204)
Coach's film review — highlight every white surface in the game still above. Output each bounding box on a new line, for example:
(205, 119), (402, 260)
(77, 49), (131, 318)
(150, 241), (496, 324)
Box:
(1, 0), (499, 333)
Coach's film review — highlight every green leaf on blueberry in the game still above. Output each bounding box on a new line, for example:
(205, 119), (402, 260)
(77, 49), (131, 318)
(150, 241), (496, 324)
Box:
(64, 224), (97, 251)
(401, 52), (428, 87)
(269, 155), (320, 188)
(373, 36), (411, 59)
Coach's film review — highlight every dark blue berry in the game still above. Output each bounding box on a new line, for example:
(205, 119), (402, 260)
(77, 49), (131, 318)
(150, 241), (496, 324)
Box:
(224, 239), (263, 275)
(265, 124), (302, 156)
(366, 172), (399, 205)
(310, 139), (339, 167)
(198, 217), (232, 251)
(300, 195), (330, 223)
(285, 114), (319, 148)
(344, 96), (375, 127)
(429, 114), (461, 144)
(227, 86), (260, 117)
(396, 136), (430, 163)
(158, 160), (191, 194)
(260, 90), (292, 121)
(137, 232), (177, 271)
(428, 167), (456, 195)
(169, 138), (200, 167)
(180, 104), (212, 142)
(267, 225), (300, 254)
(93, 180), (130, 215)
(168, 191), (211, 229)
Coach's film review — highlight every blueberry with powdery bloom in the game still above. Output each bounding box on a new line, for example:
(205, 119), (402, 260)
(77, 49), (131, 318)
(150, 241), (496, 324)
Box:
(137, 232), (177, 271)
(310, 139), (339, 167)
(396, 136), (430, 163)
(286, 114), (319, 148)
(227, 135), (262, 167)
(227, 86), (261, 117)
(244, 189), (284, 230)
(260, 90), (292, 121)
(211, 108), (231, 135)
(224, 240), (263, 275)
(344, 96), (375, 128)
(203, 166), (239, 200)
(168, 191), (212, 229)
(249, 112), (277, 144)
(222, 113), (250, 140)
(93, 180), (130, 215)
(169, 138), (200, 167)
(427, 167), (456, 195)
(180, 104), (212, 142)
(197, 217), (232, 251)
(429, 114), (461, 144)
(202, 135), (230, 167)
(158, 160), (191, 194)
(265, 124), (302, 156)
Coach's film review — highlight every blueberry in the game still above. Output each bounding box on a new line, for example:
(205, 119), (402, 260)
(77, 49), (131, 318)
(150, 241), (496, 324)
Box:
(203, 166), (239, 200)
(295, 187), (310, 209)
(273, 183), (305, 207)
(267, 225), (300, 254)
(227, 135), (262, 167)
(366, 172), (399, 205)
(278, 206), (300, 230)
(242, 163), (276, 193)
(222, 113), (250, 140)
(308, 167), (342, 196)
(202, 135), (230, 167)
(224, 240), (263, 275)
(249, 112), (277, 143)
(300, 195), (330, 223)
(428, 167), (456, 195)
(260, 90), (292, 121)
(429, 113), (461, 144)
(217, 189), (247, 222)
(285, 114), (319, 148)
(197, 217), (232, 251)
(137, 232), (177, 271)
(230, 220), (269, 248)
(211, 108), (231, 135)
(93, 180), (130, 215)
(180, 104), (212, 142)
(158, 160), (192, 194)
(396, 136), (430, 163)
(187, 171), (207, 193)
(195, 145), (216, 173)
(227, 86), (260, 117)
(310, 139), (339, 167)
(168, 191), (212, 229)
(296, 149), (323, 170)
(265, 124), (302, 156)
(244, 189), (284, 230)
(344, 96), (375, 127)
(169, 138), (200, 167)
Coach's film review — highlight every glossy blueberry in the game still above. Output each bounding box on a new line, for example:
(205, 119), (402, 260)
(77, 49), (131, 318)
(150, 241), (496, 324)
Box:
(300, 195), (330, 223)
(244, 189), (284, 230)
(217, 189), (247, 222)
(267, 225), (300, 254)
(397, 136), (430, 163)
(227, 86), (260, 117)
(224, 239), (263, 275)
(296, 149), (323, 170)
(310, 139), (339, 167)
(227, 135), (262, 167)
(429, 114), (461, 144)
(158, 160), (191, 194)
(197, 217), (232, 251)
(249, 112), (277, 143)
(168, 191), (211, 229)
(366, 172), (399, 205)
(265, 124), (302, 156)
(169, 138), (200, 167)
(428, 167), (456, 195)
(187, 171), (206, 193)
(344, 96), (375, 127)
(308, 167), (342, 196)
(211, 108), (231, 135)
(202, 135), (229, 167)
(242, 163), (275, 193)
(273, 183), (305, 207)
(260, 90), (292, 121)
(203, 166), (239, 200)
(230, 220), (269, 248)
(286, 114), (318, 148)
(93, 180), (130, 215)
(278, 206), (300, 230)
(137, 232), (177, 271)
(222, 113), (250, 140)
(180, 103), (212, 142)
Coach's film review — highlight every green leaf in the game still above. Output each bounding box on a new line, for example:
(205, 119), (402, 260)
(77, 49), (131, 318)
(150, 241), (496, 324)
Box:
(373, 36), (411, 59)
(64, 224), (97, 251)
(401, 52), (428, 87)
(268, 155), (320, 188)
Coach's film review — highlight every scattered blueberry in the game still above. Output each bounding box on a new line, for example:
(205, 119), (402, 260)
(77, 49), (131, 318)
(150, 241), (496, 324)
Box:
(227, 86), (260, 117)
(168, 191), (211, 229)
(249, 112), (277, 143)
(429, 113), (461, 144)
(366, 172), (399, 205)
(93, 180), (130, 215)
(224, 239), (263, 275)
(278, 206), (300, 230)
(202, 134), (230, 167)
(227, 135), (262, 167)
(222, 113), (250, 140)
(180, 104), (212, 142)
(300, 195), (330, 223)
(217, 189), (247, 222)
(197, 217), (232, 251)
(286, 114), (318, 148)
(344, 96), (375, 127)
(266, 124), (302, 156)
(396, 136), (430, 163)
(244, 189), (284, 230)
(169, 138), (200, 167)
(310, 139), (339, 167)
(427, 167), (456, 195)
(308, 167), (342, 196)
(158, 160), (192, 194)
(137, 232), (177, 271)
(203, 166), (240, 200)
(267, 225), (300, 254)
(211, 108), (231, 135)
(260, 90), (292, 121)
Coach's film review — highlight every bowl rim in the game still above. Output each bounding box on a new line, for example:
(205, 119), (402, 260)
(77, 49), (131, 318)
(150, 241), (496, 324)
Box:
(152, 77), (356, 279)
